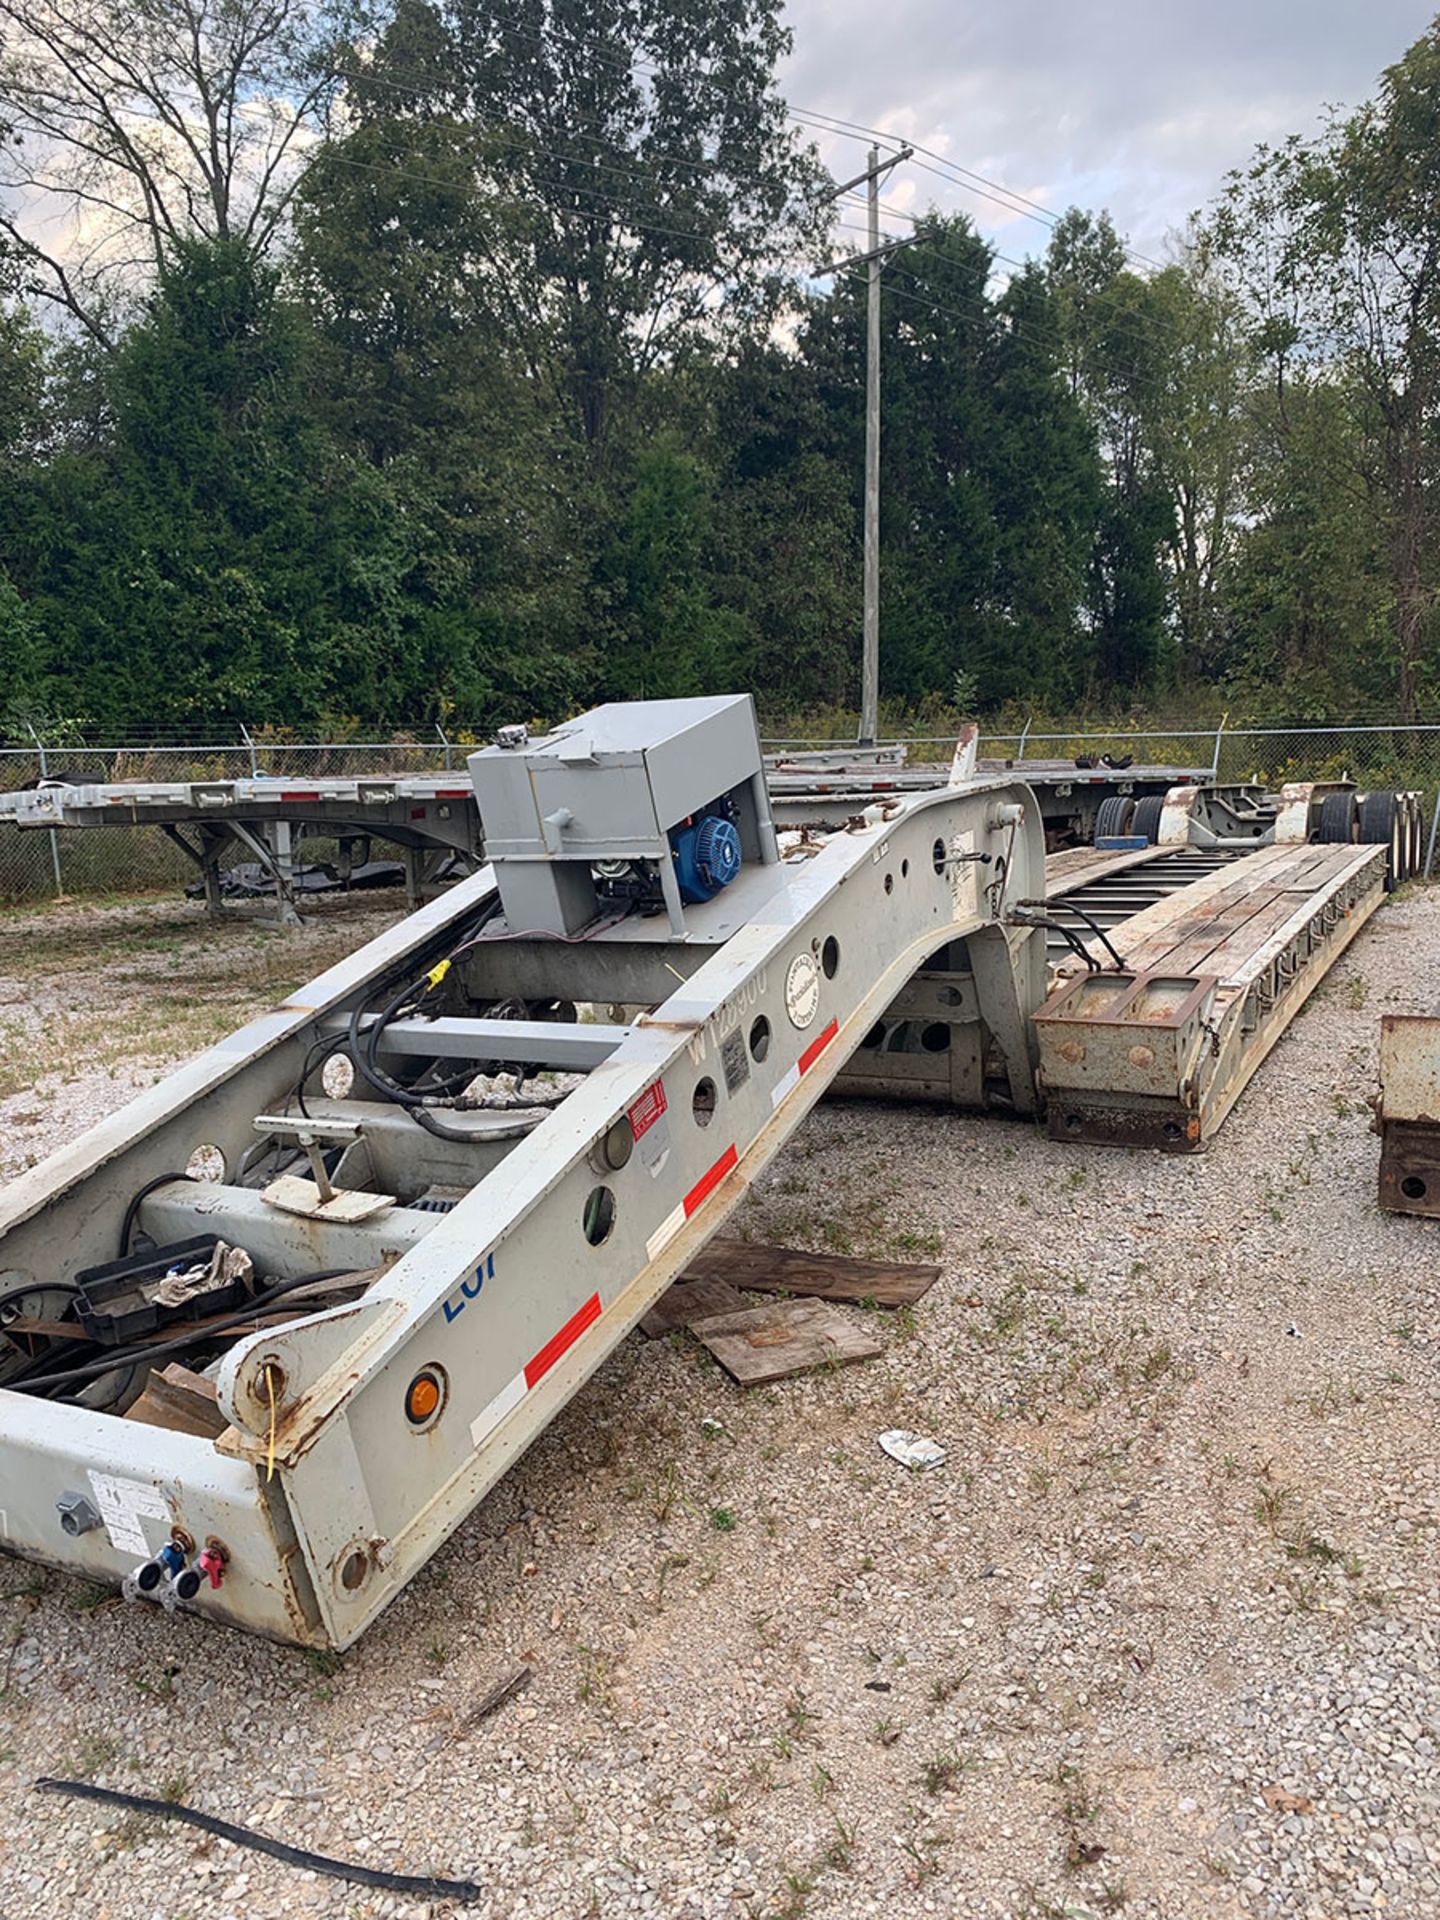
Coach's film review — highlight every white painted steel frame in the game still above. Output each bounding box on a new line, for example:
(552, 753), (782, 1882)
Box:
(0, 778), (1043, 1646)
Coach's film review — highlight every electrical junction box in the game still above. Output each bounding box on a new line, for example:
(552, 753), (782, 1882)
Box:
(468, 695), (780, 937)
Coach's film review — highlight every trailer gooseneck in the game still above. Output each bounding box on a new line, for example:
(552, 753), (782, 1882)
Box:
(0, 697), (1045, 1647)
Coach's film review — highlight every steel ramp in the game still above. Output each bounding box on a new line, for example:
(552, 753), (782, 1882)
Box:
(1034, 842), (1386, 1150)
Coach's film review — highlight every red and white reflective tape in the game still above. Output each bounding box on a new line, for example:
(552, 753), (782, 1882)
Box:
(769, 1018), (839, 1110)
(645, 1143), (739, 1262)
(468, 1290), (602, 1449)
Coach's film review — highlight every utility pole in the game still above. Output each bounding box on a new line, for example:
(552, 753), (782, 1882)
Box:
(821, 144), (913, 746)
(862, 146), (882, 748)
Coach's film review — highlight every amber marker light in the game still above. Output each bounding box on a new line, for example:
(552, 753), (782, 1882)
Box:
(405, 1368), (444, 1425)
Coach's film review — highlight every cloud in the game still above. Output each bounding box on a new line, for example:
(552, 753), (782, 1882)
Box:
(781, 0), (1436, 260)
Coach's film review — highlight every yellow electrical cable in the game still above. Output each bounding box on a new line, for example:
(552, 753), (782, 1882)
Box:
(264, 1364), (278, 1483)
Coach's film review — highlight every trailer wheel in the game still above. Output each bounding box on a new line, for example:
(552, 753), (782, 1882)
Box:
(1130, 795), (1165, 845)
(1359, 789), (1403, 888)
(1093, 795), (1135, 843)
(1317, 791), (1357, 845)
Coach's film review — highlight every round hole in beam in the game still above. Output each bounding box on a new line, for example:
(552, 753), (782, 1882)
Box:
(185, 1143), (226, 1183)
(692, 1077), (718, 1127)
(583, 1186), (616, 1245)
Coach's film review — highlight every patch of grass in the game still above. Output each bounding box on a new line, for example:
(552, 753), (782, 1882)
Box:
(1254, 1482), (1291, 1533)
(823, 1815), (856, 1871)
(922, 1749), (973, 1795)
(66, 1582), (116, 1613)
(650, 1460), (680, 1523)
(71, 1733), (119, 1779)
(576, 1645), (615, 1712)
(891, 1227), (943, 1258)
(709, 1505), (737, 1533)
(1057, 1760), (1106, 1870)
(775, 1867), (816, 1919)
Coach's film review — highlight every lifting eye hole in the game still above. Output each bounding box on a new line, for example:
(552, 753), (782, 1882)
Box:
(821, 936), (840, 979)
(185, 1143), (225, 1182)
(692, 1078), (718, 1127)
(749, 1016), (771, 1062)
(583, 1186), (616, 1245)
(321, 1053), (355, 1100)
(932, 838), (947, 874)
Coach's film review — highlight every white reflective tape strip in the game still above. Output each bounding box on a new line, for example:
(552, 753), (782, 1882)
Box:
(770, 1062), (802, 1110)
(468, 1371), (526, 1450)
(645, 1202), (686, 1263)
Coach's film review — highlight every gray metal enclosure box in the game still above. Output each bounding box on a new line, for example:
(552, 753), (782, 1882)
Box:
(469, 696), (779, 936)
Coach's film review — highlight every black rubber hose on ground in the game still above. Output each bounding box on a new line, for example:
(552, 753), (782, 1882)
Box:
(32, 1778), (481, 1903)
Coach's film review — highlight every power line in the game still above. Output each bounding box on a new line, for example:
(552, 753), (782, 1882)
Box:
(328, 20), (1162, 274)
(319, 137), (1178, 398)
(836, 188), (1201, 369)
(788, 106), (1167, 274)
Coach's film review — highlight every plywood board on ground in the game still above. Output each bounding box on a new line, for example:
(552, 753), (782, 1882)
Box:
(688, 1299), (883, 1386)
(680, 1237), (940, 1307)
(638, 1277), (748, 1338)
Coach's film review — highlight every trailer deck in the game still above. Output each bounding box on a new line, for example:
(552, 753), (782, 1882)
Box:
(1033, 841), (1387, 1150)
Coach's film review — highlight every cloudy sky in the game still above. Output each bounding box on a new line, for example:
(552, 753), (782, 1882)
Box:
(782, 0), (1436, 264)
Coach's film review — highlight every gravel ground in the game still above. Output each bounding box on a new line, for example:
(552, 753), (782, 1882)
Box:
(1, 884), (1438, 1920)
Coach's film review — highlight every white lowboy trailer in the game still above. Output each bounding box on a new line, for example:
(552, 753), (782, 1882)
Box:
(0, 697), (1045, 1647)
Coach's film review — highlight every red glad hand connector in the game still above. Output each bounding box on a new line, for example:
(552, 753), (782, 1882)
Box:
(198, 1546), (226, 1590)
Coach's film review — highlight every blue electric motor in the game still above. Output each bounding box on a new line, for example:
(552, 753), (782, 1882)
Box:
(670, 813), (743, 903)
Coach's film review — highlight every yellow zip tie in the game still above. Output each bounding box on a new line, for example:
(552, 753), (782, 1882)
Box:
(264, 1364), (278, 1483)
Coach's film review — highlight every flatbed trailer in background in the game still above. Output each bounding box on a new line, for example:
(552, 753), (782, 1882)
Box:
(0, 751), (1210, 919)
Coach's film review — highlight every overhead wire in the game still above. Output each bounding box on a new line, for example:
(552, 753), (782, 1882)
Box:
(337, 14), (1162, 275)
(323, 20), (1164, 273)
(94, 15), (1185, 393)
(312, 23), (1183, 380)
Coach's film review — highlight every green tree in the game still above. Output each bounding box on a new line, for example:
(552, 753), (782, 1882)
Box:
(308, 0), (829, 455)
(5, 237), (456, 730)
(1210, 17), (1440, 715)
(794, 216), (1102, 710)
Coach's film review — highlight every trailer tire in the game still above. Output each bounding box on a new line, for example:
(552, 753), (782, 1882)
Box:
(1359, 789), (1403, 888)
(1130, 795), (1165, 845)
(1093, 796), (1135, 844)
(1317, 791), (1357, 845)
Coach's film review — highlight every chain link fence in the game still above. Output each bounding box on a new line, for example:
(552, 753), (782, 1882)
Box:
(4, 721), (1439, 905)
